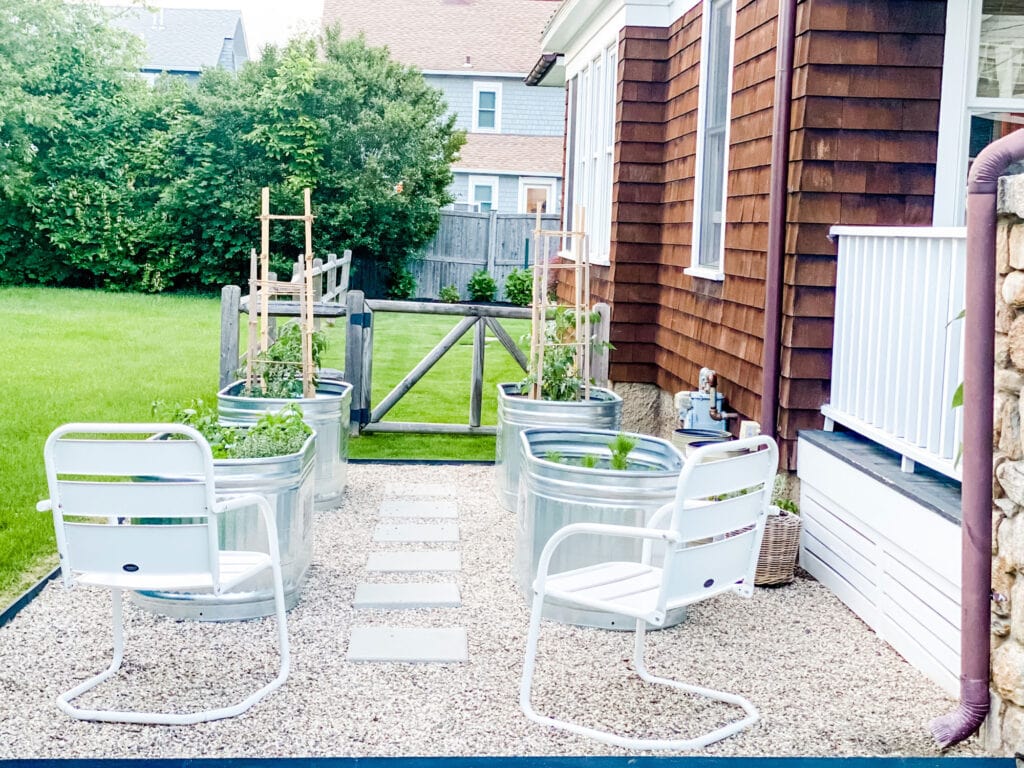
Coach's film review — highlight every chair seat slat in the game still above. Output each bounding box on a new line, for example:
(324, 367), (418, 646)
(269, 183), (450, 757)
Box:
(54, 438), (206, 478)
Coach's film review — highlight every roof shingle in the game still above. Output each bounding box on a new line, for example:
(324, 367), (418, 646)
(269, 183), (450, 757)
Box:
(453, 133), (563, 175)
(107, 6), (247, 72)
(320, 0), (561, 73)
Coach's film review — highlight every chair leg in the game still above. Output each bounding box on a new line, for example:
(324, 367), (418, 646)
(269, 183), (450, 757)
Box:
(520, 605), (759, 750)
(57, 569), (290, 725)
(56, 589), (126, 721)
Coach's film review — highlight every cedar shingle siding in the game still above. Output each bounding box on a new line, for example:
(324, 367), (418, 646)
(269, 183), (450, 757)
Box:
(563, 0), (944, 468)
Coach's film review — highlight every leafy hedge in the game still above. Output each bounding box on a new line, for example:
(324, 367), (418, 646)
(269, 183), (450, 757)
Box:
(0, 3), (464, 294)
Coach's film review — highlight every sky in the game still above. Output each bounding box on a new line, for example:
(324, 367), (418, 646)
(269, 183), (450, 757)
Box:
(92, 0), (323, 57)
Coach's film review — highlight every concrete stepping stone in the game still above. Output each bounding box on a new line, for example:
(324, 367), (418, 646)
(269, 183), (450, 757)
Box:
(353, 582), (460, 609)
(383, 482), (454, 497)
(347, 627), (468, 663)
(367, 551), (461, 572)
(379, 499), (458, 519)
(373, 522), (459, 543)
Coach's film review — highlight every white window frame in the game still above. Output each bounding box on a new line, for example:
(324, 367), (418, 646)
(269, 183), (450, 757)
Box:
(686, 0), (735, 282)
(468, 175), (500, 212)
(472, 82), (502, 133)
(934, 0), (1024, 225)
(518, 177), (557, 214)
(565, 41), (617, 265)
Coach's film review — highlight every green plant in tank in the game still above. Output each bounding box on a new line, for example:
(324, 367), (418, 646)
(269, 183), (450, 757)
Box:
(153, 399), (310, 459)
(243, 320), (328, 398)
(608, 433), (638, 471)
(579, 453), (599, 469)
(519, 306), (611, 401)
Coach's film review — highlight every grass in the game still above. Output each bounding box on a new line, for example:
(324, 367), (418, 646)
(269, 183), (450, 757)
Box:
(1, 286), (530, 608)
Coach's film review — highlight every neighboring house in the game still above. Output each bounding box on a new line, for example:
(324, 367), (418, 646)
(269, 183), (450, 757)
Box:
(321, 0), (566, 214)
(106, 6), (249, 83)
(529, 0), (1022, 722)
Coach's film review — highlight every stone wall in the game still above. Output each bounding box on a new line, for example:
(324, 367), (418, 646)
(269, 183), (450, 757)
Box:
(989, 174), (1024, 750)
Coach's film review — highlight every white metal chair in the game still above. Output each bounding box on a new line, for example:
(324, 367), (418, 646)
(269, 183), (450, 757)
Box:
(38, 423), (290, 725)
(520, 435), (778, 750)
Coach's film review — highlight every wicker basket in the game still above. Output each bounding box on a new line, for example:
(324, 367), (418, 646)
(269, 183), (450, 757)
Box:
(755, 509), (802, 586)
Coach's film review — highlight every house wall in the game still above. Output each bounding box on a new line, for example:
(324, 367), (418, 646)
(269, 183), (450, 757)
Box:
(450, 173), (563, 214)
(559, 0), (946, 469)
(424, 74), (566, 135)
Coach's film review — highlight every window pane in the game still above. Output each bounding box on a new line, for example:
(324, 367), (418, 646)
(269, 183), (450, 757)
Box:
(969, 113), (1024, 174)
(697, 0), (732, 270)
(477, 109), (495, 129)
(526, 187), (548, 213)
(977, 0), (1024, 98)
(478, 91), (496, 110)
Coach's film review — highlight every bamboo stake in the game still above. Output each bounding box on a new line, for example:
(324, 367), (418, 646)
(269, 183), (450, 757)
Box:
(259, 187), (271, 353)
(302, 187), (315, 398)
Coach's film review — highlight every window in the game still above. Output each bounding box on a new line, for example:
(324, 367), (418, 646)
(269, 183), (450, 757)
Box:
(565, 42), (617, 264)
(468, 175), (499, 212)
(518, 178), (556, 214)
(688, 0), (734, 279)
(473, 82), (502, 132)
(935, 0), (1024, 224)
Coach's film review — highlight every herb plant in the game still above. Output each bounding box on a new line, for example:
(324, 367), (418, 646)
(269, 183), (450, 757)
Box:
(244, 320), (328, 398)
(519, 306), (611, 401)
(153, 399), (311, 459)
(608, 433), (638, 470)
(467, 269), (497, 302)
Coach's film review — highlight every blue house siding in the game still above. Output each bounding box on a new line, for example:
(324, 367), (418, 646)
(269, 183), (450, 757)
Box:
(451, 172), (562, 213)
(424, 74), (565, 136)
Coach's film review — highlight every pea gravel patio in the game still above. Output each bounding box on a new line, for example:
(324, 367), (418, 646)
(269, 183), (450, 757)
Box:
(0, 463), (985, 758)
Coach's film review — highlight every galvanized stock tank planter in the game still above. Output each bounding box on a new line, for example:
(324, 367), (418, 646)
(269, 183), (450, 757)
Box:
(515, 427), (686, 630)
(495, 383), (622, 511)
(218, 378), (351, 510)
(134, 433), (316, 621)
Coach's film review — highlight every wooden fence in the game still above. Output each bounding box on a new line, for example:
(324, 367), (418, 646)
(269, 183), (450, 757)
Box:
(351, 211), (560, 299)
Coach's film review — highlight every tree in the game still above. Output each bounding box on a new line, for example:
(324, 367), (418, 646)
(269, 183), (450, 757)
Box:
(153, 29), (465, 292)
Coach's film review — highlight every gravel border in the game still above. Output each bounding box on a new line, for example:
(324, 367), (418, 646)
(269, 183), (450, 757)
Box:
(0, 464), (987, 757)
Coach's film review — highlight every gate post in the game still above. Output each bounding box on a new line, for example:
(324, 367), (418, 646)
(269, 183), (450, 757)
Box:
(592, 302), (611, 388)
(220, 285), (241, 388)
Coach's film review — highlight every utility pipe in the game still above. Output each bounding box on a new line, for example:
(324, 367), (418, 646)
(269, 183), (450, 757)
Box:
(761, 0), (797, 441)
(929, 128), (1024, 748)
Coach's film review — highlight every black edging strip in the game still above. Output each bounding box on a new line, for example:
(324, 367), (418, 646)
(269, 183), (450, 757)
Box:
(349, 459), (494, 465)
(0, 565), (59, 630)
(0, 756), (1015, 767)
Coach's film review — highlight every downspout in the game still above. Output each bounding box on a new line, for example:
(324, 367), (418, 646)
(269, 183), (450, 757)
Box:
(928, 128), (1024, 748)
(761, 0), (797, 440)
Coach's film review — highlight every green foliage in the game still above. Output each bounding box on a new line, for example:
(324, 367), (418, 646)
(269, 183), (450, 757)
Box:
(153, 398), (311, 459)
(0, 11), (464, 291)
(439, 284), (461, 303)
(773, 496), (800, 515)
(387, 264), (418, 299)
(504, 267), (533, 306)
(578, 453), (598, 469)
(467, 269), (497, 302)
(544, 450), (563, 464)
(608, 433), (638, 470)
(519, 307), (610, 401)
(244, 321), (328, 397)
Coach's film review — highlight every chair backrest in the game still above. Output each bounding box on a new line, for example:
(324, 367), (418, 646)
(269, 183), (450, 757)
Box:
(656, 435), (779, 610)
(43, 423), (221, 589)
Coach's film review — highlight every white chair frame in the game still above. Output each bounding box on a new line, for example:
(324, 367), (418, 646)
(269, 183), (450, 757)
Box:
(520, 435), (779, 750)
(39, 422), (290, 725)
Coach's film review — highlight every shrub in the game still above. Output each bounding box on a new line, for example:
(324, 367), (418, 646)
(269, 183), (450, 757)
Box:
(467, 269), (497, 302)
(387, 265), (417, 299)
(439, 284), (461, 303)
(504, 267), (533, 306)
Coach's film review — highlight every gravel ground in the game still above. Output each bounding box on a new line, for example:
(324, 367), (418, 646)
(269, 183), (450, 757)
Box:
(0, 463), (986, 757)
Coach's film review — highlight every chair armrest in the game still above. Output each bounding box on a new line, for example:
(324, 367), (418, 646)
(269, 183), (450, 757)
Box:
(36, 499), (52, 512)
(213, 494), (280, 558)
(536, 522), (682, 591)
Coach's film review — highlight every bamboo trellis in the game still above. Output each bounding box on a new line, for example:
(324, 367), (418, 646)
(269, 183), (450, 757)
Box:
(245, 186), (317, 397)
(528, 206), (591, 401)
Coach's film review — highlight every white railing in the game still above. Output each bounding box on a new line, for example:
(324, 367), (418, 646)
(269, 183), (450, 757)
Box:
(824, 226), (966, 481)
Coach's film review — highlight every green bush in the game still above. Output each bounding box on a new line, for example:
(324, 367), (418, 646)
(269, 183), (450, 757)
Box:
(387, 264), (417, 299)
(0, 11), (465, 292)
(467, 269), (497, 302)
(504, 267), (533, 306)
(439, 284), (461, 303)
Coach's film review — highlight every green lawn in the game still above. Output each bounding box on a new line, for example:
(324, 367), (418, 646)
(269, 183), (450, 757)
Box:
(0, 286), (529, 607)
